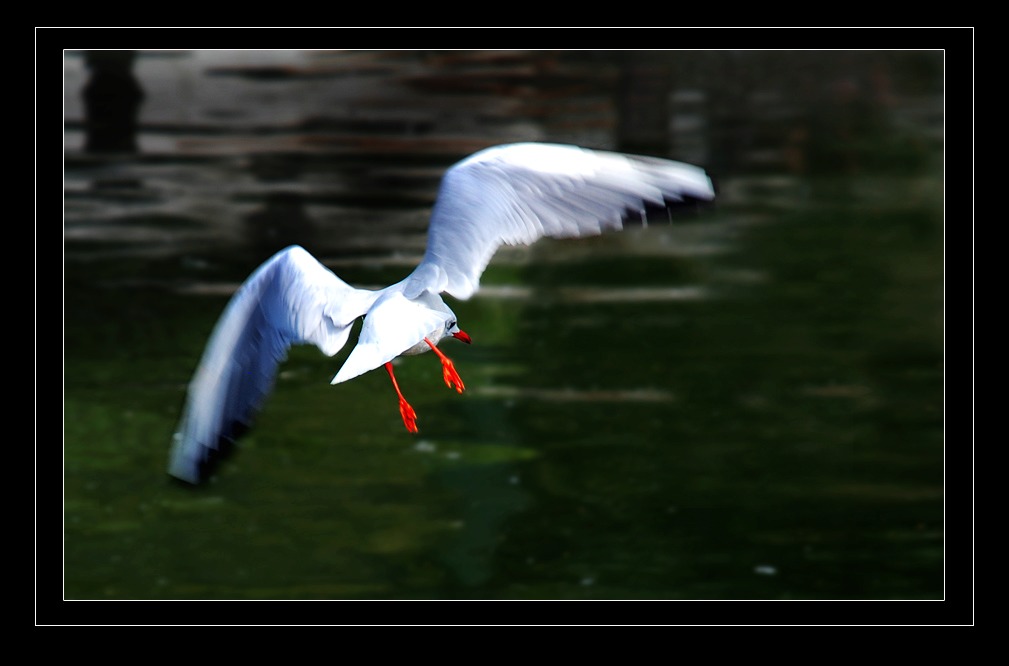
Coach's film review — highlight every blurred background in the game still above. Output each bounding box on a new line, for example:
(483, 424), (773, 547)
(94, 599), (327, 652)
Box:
(62, 50), (944, 603)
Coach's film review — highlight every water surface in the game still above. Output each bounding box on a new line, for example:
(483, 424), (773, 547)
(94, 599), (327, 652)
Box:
(60, 50), (945, 608)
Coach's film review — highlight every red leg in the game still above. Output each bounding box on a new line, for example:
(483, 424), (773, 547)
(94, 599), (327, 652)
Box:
(385, 362), (418, 433)
(424, 337), (465, 394)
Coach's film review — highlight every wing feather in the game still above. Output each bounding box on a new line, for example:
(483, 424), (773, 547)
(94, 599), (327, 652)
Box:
(169, 245), (377, 483)
(331, 290), (449, 385)
(403, 143), (715, 300)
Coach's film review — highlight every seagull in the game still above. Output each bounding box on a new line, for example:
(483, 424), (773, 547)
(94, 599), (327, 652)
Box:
(168, 142), (715, 483)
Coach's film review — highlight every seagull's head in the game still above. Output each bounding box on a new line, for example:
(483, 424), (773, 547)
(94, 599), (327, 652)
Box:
(444, 316), (472, 345)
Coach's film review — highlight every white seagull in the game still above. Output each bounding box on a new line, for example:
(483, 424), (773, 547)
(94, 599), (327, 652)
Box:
(169, 142), (715, 483)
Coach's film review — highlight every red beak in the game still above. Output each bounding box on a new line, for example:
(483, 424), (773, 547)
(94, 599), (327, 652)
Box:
(452, 330), (472, 344)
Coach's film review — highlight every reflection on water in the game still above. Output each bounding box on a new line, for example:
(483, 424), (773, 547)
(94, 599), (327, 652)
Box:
(475, 386), (676, 404)
(60, 50), (945, 606)
(81, 51), (144, 153)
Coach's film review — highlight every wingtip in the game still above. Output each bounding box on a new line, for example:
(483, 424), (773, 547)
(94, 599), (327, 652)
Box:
(168, 469), (201, 486)
(168, 420), (248, 485)
(331, 365), (363, 385)
(167, 447), (222, 486)
(331, 340), (394, 385)
(167, 455), (203, 485)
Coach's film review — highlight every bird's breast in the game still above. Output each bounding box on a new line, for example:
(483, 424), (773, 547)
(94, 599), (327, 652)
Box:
(400, 330), (442, 356)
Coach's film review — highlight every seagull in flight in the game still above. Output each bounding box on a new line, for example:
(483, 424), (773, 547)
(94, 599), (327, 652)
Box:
(169, 142), (715, 483)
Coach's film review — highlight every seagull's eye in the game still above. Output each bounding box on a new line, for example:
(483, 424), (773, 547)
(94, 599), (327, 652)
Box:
(446, 319), (456, 330)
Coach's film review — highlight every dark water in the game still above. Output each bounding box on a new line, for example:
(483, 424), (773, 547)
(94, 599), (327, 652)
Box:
(59, 51), (946, 612)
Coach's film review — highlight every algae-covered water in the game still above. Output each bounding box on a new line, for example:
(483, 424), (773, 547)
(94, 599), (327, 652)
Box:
(58, 50), (947, 612)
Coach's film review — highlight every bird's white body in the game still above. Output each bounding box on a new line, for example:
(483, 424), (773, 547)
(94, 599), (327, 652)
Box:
(169, 142), (715, 483)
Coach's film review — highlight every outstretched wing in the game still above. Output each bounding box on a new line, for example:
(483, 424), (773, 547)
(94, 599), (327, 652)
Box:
(403, 142), (715, 300)
(168, 245), (378, 484)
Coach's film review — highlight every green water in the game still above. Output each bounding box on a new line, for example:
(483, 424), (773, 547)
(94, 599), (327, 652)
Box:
(61, 180), (943, 603)
(58, 50), (947, 612)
